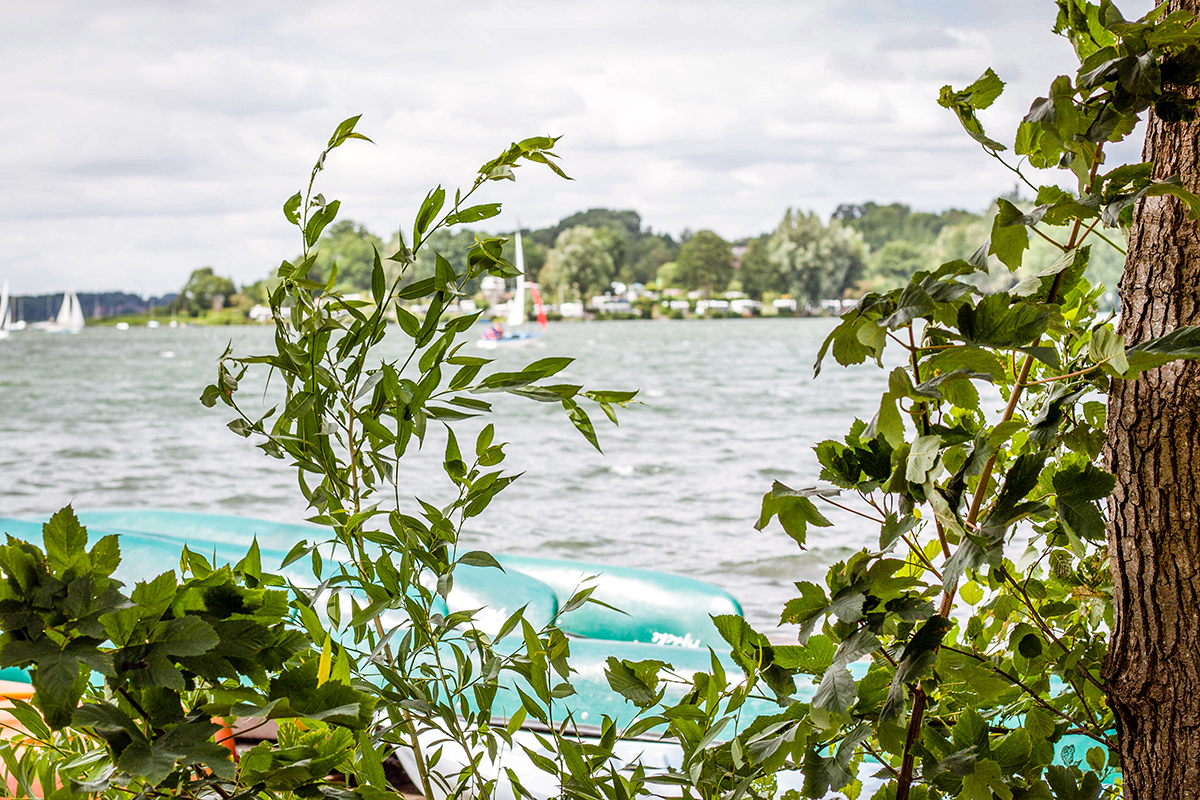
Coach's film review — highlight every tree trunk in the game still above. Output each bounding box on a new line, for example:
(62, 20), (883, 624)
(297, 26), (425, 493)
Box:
(1105, 3), (1200, 792)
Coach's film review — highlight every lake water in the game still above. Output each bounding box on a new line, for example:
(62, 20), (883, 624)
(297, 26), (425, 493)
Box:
(0, 319), (894, 630)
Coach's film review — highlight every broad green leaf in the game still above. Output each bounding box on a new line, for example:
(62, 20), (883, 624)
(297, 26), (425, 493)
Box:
(880, 512), (917, 551)
(89, 534), (121, 578)
(42, 506), (89, 575)
(1029, 383), (1088, 444)
(960, 580), (984, 605)
(811, 664), (856, 715)
(604, 657), (666, 708)
(815, 314), (873, 376)
(132, 571), (178, 617)
(940, 68), (1009, 150)
(413, 186), (446, 245)
(1089, 325), (1128, 375)
(962, 67), (1005, 109)
(780, 581), (830, 642)
(989, 199), (1031, 270)
(1053, 462), (1116, 541)
(1125, 324), (1200, 374)
(458, 550), (503, 569)
(755, 482), (834, 546)
(561, 398), (600, 452)
(773, 635), (837, 674)
(1104, 175), (1200, 226)
(961, 759), (1014, 800)
(826, 588), (866, 623)
(304, 200), (340, 249)
(957, 293), (1050, 348)
(283, 192), (302, 225)
(153, 616), (219, 657)
(906, 435), (942, 484)
(1011, 246), (1090, 300)
(953, 707), (988, 751)
(444, 203), (502, 226)
(926, 347), (1008, 381)
(118, 717), (234, 785)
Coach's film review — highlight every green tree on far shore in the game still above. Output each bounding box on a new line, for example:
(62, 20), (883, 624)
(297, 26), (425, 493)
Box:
(870, 239), (931, 289)
(175, 267), (236, 316)
(539, 225), (616, 299)
(736, 236), (780, 299)
(767, 210), (867, 305)
(676, 230), (733, 294)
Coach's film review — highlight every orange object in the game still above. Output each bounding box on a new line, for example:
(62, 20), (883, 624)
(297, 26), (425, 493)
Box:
(213, 717), (238, 761)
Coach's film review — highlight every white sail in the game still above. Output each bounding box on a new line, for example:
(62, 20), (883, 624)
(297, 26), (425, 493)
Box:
(0, 281), (9, 339)
(507, 228), (526, 327)
(68, 291), (85, 332)
(56, 292), (72, 327)
(53, 290), (85, 333)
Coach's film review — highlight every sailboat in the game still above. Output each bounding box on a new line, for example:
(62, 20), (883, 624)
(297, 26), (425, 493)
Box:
(0, 281), (10, 340)
(479, 227), (548, 349)
(42, 290), (86, 334)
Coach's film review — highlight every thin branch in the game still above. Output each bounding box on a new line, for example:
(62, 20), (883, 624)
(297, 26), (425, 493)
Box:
(1073, 216), (1103, 248)
(901, 533), (943, 581)
(989, 150), (1040, 195)
(1030, 225), (1068, 252)
(1090, 227), (1126, 255)
(896, 688), (927, 800)
(815, 495), (886, 525)
(862, 742), (900, 779)
(116, 687), (153, 730)
(1024, 358), (1111, 386)
(874, 646), (899, 669)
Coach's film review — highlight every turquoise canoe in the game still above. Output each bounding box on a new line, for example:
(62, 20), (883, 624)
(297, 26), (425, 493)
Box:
(0, 511), (1112, 790)
(0, 511), (756, 726)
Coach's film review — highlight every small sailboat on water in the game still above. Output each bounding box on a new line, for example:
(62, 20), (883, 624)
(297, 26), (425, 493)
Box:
(479, 227), (548, 349)
(41, 290), (85, 334)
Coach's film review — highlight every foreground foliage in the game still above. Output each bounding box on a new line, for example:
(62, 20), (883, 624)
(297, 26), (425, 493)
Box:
(604, 2), (1200, 798)
(0, 122), (640, 800)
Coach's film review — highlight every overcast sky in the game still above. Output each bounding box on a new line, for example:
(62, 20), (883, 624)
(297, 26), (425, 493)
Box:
(0, 0), (1153, 296)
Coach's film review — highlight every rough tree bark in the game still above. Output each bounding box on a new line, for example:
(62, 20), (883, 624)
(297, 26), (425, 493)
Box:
(1105, 1), (1200, 793)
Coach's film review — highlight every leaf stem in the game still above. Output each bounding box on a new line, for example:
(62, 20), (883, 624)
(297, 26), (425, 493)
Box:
(989, 151), (1040, 195)
(1024, 357), (1114, 386)
(1030, 225), (1067, 251)
(815, 495), (885, 525)
(1089, 227), (1126, 254)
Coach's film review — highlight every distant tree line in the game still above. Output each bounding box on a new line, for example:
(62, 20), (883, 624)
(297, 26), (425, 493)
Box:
(143, 194), (1130, 319)
(286, 197), (1126, 308)
(5, 291), (179, 323)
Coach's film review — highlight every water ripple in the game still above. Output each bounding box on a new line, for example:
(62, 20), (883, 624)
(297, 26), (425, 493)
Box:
(0, 319), (893, 630)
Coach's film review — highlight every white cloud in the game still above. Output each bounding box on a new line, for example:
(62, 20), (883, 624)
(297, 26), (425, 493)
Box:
(0, 0), (1157, 294)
